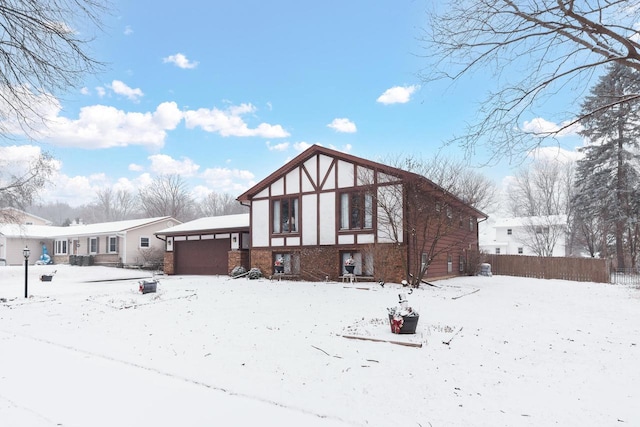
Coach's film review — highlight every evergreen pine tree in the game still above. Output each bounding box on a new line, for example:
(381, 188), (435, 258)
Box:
(572, 63), (640, 269)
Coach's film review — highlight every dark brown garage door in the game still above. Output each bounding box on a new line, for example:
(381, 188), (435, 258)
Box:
(174, 238), (229, 275)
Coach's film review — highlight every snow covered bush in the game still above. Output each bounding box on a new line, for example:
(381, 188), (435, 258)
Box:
(230, 266), (247, 277)
(247, 267), (263, 280)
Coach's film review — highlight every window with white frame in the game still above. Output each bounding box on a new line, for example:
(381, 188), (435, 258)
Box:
(108, 236), (117, 253)
(54, 239), (68, 255)
(89, 237), (98, 254)
(518, 247), (523, 254)
(140, 237), (150, 248)
(339, 192), (373, 230)
(495, 248), (501, 254)
(507, 229), (512, 235)
(272, 197), (299, 234)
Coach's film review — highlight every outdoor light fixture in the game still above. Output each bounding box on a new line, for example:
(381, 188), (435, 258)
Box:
(23, 247), (30, 298)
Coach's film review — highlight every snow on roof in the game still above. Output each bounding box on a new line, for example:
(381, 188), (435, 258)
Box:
(0, 223), (63, 239)
(493, 215), (567, 228)
(155, 213), (250, 235)
(62, 217), (175, 236)
(0, 217), (175, 239)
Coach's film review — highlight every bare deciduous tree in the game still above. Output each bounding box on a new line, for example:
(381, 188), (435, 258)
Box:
(517, 216), (568, 257)
(196, 192), (248, 217)
(422, 0), (640, 161)
(364, 155), (487, 286)
(0, 152), (55, 221)
(507, 158), (575, 217)
(139, 174), (195, 221)
(0, 0), (107, 136)
(0, 1), (107, 221)
(81, 188), (139, 223)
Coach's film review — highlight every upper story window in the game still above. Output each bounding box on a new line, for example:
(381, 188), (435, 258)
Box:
(140, 237), (150, 248)
(273, 197), (299, 234)
(507, 229), (512, 235)
(495, 248), (501, 254)
(340, 192), (373, 230)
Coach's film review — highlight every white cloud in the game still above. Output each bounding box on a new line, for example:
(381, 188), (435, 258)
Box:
(95, 86), (106, 97)
(376, 85), (419, 105)
(184, 103), (289, 138)
(40, 101), (183, 149)
(80, 87), (90, 95)
(527, 146), (583, 163)
(327, 118), (357, 133)
(266, 141), (289, 151)
(148, 154), (200, 177)
(293, 142), (313, 151)
(124, 25), (133, 36)
(521, 117), (582, 137)
(200, 167), (256, 193)
(163, 53), (199, 69)
(128, 163), (144, 172)
(39, 171), (106, 207)
(110, 80), (144, 102)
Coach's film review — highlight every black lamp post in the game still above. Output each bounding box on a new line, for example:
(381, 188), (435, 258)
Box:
(23, 247), (30, 298)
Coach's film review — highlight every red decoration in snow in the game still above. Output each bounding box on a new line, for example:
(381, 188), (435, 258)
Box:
(391, 315), (404, 334)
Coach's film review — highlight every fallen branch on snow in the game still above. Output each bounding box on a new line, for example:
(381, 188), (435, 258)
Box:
(452, 289), (480, 300)
(342, 334), (423, 348)
(442, 327), (463, 345)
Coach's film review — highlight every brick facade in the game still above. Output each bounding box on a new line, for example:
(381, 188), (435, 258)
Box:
(250, 243), (407, 282)
(163, 252), (175, 275)
(228, 250), (250, 274)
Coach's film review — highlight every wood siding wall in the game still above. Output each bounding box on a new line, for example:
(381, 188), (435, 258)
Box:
(484, 254), (608, 283)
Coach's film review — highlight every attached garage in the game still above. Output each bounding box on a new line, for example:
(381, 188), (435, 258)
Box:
(174, 238), (230, 275)
(155, 214), (250, 276)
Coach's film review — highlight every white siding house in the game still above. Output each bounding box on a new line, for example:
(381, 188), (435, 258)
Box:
(481, 215), (568, 257)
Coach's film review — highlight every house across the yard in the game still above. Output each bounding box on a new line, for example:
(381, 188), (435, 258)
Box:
(481, 215), (568, 257)
(0, 216), (179, 267)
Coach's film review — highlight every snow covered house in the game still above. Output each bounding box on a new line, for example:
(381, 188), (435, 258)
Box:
(234, 145), (487, 282)
(480, 215), (568, 257)
(0, 217), (179, 267)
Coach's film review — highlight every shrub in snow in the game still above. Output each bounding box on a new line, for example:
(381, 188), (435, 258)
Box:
(230, 266), (247, 277)
(247, 268), (263, 280)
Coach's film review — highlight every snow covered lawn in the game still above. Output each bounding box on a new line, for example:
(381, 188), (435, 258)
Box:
(1, 265), (638, 426)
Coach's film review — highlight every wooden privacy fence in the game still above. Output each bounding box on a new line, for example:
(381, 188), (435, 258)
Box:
(484, 254), (609, 283)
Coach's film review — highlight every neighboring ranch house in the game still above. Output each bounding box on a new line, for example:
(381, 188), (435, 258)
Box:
(480, 215), (568, 257)
(0, 217), (179, 267)
(236, 145), (487, 282)
(155, 214), (250, 275)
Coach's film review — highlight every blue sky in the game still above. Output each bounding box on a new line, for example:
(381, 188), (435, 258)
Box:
(4, 0), (584, 208)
